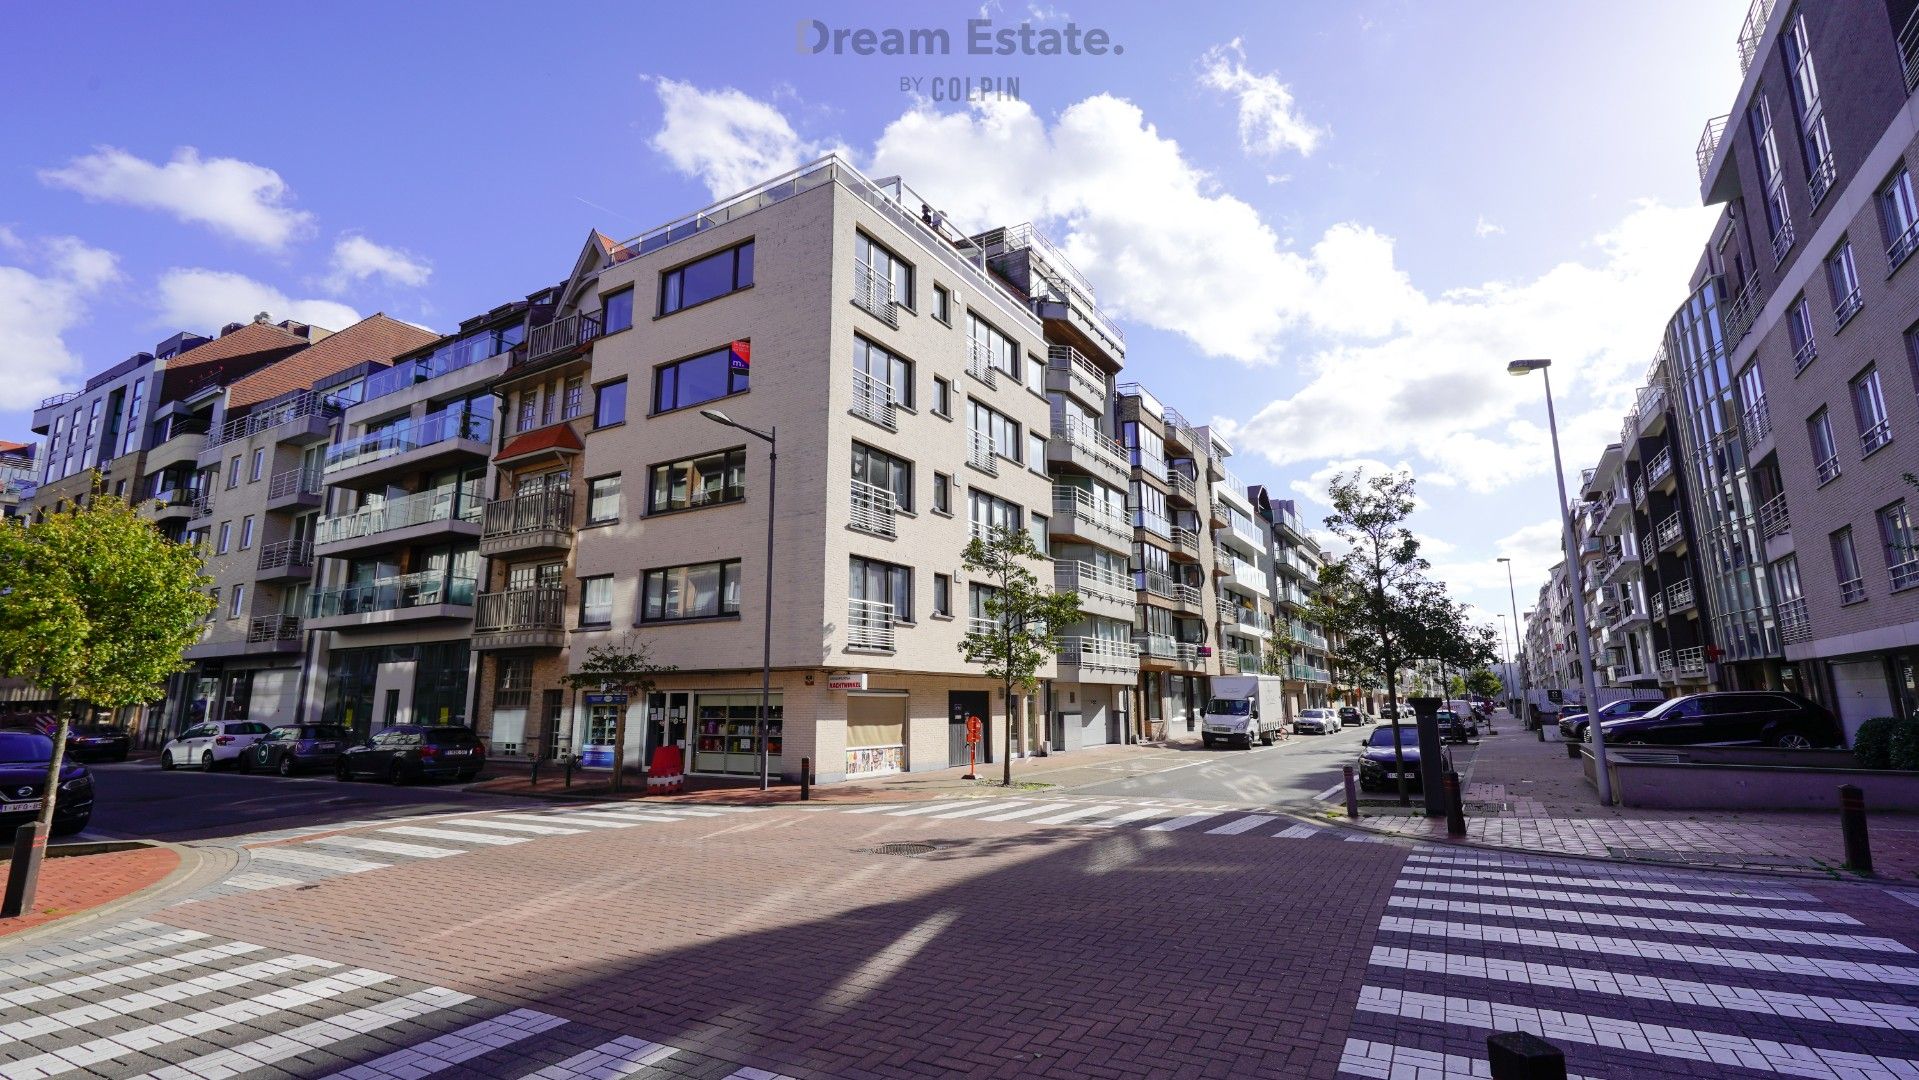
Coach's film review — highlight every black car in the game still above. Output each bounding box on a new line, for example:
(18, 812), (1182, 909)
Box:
(246, 724), (350, 776)
(1598, 691), (1844, 749)
(338, 725), (487, 784)
(1562, 699), (1660, 742)
(1357, 725), (1422, 791)
(1436, 709), (1476, 744)
(0, 730), (93, 836)
(64, 724), (131, 763)
(1338, 706), (1367, 727)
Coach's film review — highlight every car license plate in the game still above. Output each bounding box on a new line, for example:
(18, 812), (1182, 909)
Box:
(2, 799), (44, 813)
(444, 749), (470, 756)
(315, 743), (338, 751)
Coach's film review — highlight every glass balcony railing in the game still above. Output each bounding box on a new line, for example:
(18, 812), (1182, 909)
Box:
(324, 411), (492, 474)
(363, 329), (516, 403)
(310, 570), (476, 619)
(315, 483), (482, 546)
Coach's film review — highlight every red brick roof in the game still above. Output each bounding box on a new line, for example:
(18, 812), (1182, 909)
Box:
(495, 423), (584, 463)
(0, 440), (32, 455)
(227, 314), (438, 410)
(157, 322), (312, 402)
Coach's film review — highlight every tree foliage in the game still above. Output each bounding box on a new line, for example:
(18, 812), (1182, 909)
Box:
(1466, 668), (1504, 699)
(560, 635), (676, 789)
(959, 525), (1082, 785)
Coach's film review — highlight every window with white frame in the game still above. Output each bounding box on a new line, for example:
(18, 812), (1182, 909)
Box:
(1807, 407), (1839, 483)
(1882, 164), (1919, 268)
(1788, 294), (1817, 372)
(229, 583), (245, 619)
(1748, 93), (1791, 255)
(249, 448), (264, 482)
(1831, 527), (1865, 602)
(968, 488), (1022, 539)
(1827, 241), (1861, 325)
(1880, 501), (1918, 589)
(850, 556), (913, 623)
(1852, 366), (1891, 454)
(855, 232), (913, 309)
(1782, 11), (1835, 204)
(854, 335), (913, 409)
(238, 515), (254, 550)
(851, 442), (913, 512)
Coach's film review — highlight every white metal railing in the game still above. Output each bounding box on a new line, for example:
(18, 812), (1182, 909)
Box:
(1650, 593), (1667, 620)
(247, 614), (301, 644)
(1057, 636), (1140, 672)
(1777, 597), (1811, 644)
(966, 615), (1000, 640)
(1833, 286), (1862, 327)
(1170, 525), (1202, 555)
(1648, 447), (1673, 483)
(1668, 578), (1695, 611)
(1657, 512), (1683, 547)
(1677, 646), (1706, 676)
(256, 538), (312, 572)
(267, 466), (323, 501)
(1055, 561), (1131, 606)
(1743, 397), (1771, 443)
(1171, 582), (1203, 609)
(1903, 4), (1919, 91)
(1052, 486), (1129, 542)
(848, 479), (898, 539)
(966, 337), (999, 387)
(1657, 648), (1675, 674)
(1230, 515), (1264, 547)
(1758, 492), (1790, 538)
(1165, 468), (1197, 501)
(1893, 559), (1919, 592)
(1050, 415), (1129, 478)
(1137, 569), (1175, 600)
(520, 311), (602, 367)
(1771, 219), (1794, 267)
(1132, 634), (1175, 660)
(1736, 0), (1776, 75)
(967, 430), (998, 475)
(1892, 220), (1919, 271)
(1633, 478), (1647, 505)
(1696, 115), (1728, 183)
(1809, 154), (1837, 207)
(1840, 575), (1867, 604)
(852, 263), (898, 328)
(1233, 562), (1269, 597)
(848, 598), (896, 650)
(208, 389), (339, 450)
(1792, 338), (1817, 374)
(475, 586), (566, 633)
(1046, 344), (1105, 404)
(1723, 272), (1762, 347)
(1160, 407), (1198, 448)
(850, 368), (897, 431)
(316, 483), (481, 546)
(1861, 418), (1892, 455)
(1173, 642), (1201, 669)
(1815, 452), (1841, 485)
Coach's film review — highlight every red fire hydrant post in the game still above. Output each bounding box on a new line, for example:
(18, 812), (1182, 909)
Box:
(963, 715), (981, 780)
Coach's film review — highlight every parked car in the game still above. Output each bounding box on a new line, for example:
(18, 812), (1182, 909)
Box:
(0, 730), (93, 836)
(1436, 709), (1473, 744)
(1563, 699), (1660, 742)
(1295, 708), (1342, 735)
(1596, 691), (1843, 749)
(1338, 706), (1368, 727)
(245, 724), (351, 776)
(337, 725), (487, 784)
(64, 724), (131, 763)
(1357, 725), (1422, 791)
(161, 721), (271, 770)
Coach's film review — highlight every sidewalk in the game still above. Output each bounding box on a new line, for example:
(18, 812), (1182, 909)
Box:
(0, 844), (182, 937)
(1349, 711), (1919, 881)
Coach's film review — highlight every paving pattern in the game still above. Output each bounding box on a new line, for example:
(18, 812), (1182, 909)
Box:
(1337, 847), (1919, 1079)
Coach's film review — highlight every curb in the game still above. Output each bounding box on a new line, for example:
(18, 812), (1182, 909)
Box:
(0, 842), (231, 950)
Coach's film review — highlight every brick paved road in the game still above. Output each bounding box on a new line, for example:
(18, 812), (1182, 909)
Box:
(4, 796), (1916, 1079)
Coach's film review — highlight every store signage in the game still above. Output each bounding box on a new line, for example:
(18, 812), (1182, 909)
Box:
(827, 672), (868, 690)
(1197, 645), (1213, 657)
(584, 692), (629, 706)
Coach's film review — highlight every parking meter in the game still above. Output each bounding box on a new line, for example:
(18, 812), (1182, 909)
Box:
(1409, 696), (1447, 818)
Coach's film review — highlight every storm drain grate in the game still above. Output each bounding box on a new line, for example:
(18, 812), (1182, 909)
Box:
(867, 842), (938, 857)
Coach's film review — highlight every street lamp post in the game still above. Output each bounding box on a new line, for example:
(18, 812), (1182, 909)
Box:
(1508, 358), (1610, 803)
(701, 409), (776, 791)
(1497, 557), (1531, 728)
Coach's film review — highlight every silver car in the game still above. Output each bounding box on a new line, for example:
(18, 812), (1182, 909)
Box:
(1295, 708), (1342, 735)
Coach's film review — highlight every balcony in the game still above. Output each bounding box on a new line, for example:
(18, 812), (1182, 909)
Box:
(1164, 467), (1197, 504)
(512, 311), (602, 376)
(1045, 345), (1106, 412)
(1758, 493), (1789, 539)
(1132, 634), (1176, 667)
(1656, 512), (1684, 550)
(849, 369), (898, 432)
(1743, 398), (1771, 445)
(1676, 646), (1707, 678)
(848, 479), (899, 540)
(480, 489), (575, 558)
(1290, 620), (1327, 651)
(1902, 4), (1919, 91)
(245, 614), (302, 651)
(308, 570), (476, 631)
(255, 539), (314, 582)
(1696, 114), (1727, 184)
(1232, 561), (1270, 598)
(1657, 649), (1675, 677)
(364, 330), (513, 404)
(187, 492), (216, 522)
(1840, 575), (1867, 604)
(1136, 569), (1176, 603)
(1211, 543), (1233, 576)
(1893, 559), (1919, 592)
(1723, 273), (1762, 350)
(852, 263), (899, 329)
(967, 430), (998, 476)
(37, 391), (78, 411)
(1160, 408), (1199, 453)
(848, 598), (895, 651)
(1647, 447), (1673, 485)
(1792, 337), (1818, 375)
(474, 586), (567, 650)
(265, 466), (324, 511)
(1810, 154), (1837, 208)
(1132, 508), (1171, 541)
(1172, 643), (1203, 672)
(324, 411), (492, 484)
(1862, 418), (1893, 457)
(1050, 486), (1130, 550)
(1650, 592), (1667, 621)
(1055, 636), (1139, 684)
(1632, 478), (1647, 507)
(315, 484), (483, 556)
(1169, 526), (1203, 560)
(1777, 597), (1811, 645)
(206, 390), (338, 451)
(1169, 582), (1205, 615)
(1613, 597), (1647, 630)
(1047, 415), (1129, 485)
(1771, 219), (1795, 267)
(1667, 578), (1696, 613)
(1815, 452), (1841, 486)
(1055, 561), (1133, 621)
(1207, 498), (1230, 529)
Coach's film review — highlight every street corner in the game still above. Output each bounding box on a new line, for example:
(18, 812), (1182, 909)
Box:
(0, 842), (188, 939)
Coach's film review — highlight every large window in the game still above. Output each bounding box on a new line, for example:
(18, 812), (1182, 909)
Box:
(1807, 407), (1838, 483)
(855, 232), (913, 309)
(660, 241), (754, 315)
(579, 576), (613, 627)
(967, 399), (1021, 464)
(1881, 501), (1918, 590)
(851, 556), (913, 622)
(1852, 366), (1891, 454)
(1788, 294), (1817, 372)
(1827, 241), (1861, 325)
(854, 335), (913, 408)
(852, 442), (912, 511)
(586, 475), (622, 525)
(1831, 527), (1865, 602)
(649, 448), (746, 513)
(1748, 93), (1791, 257)
(1882, 165), (1919, 268)
(594, 378), (627, 428)
(654, 344), (750, 414)
(602, 288), (635, 334)
(968, 489), (1022, 538)
(643, 560), (742, 622)
(967, 312), (1019, 382)
(122, 378), (144, 456)
(1781, 12), (1835, 204)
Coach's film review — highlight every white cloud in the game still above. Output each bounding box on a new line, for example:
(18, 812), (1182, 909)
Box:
(0, 234), (121, 409)
(1474, 215), (1504, 238)
(1198, 38), (1323, 158)
(648, 77), (838, 198)
(1427, 516), (1566, 603)
(154, 269), (360, 334)
(40, 147), (314, 250)
(323, 234), (432, 293)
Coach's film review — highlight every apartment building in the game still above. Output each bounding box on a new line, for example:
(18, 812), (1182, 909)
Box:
(172, 315), (440, 734)
(0, 442), (35, 520)
(1583, 443), (1661, 689)
(26, 332), (206, 516)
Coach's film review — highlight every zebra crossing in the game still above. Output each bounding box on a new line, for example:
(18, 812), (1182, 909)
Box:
(189, 802), (768, 900)
(0, 918), (801, 1080)
(814, 796), (1367, 842)
(1337, 846), (1919, 1079)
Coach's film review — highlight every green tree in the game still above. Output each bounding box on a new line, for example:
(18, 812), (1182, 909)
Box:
(0, 494), (213, 835)
(960, 525), (1082, 786)
(1466, 668), (1504, 699)
(1261, 618), (1297, 678)
(560, 635), (676, 791)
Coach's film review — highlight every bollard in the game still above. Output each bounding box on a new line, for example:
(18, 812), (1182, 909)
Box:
(2, 822), (48, 919)
(530, 755), (541, 786)
(1444, 770), (1467, 837)
(800, 757), (811, 802)
(1487, 1031), (1566, 1080)
(1343, 765), (1359, 820)
(564, 753), (574, 789)
(1566, 738), (1582, 759)
(1840, 783), (1872, 875)
(1537, 725), (1545, 743)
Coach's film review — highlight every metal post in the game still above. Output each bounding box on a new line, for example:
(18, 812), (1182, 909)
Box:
(530, 755), (540, 786)
(800, 757), (811, 802)
(1342, 765), (1359, 820)
(1840, 784), (1872, 874)
(2, 823), (47, 919)
(1445, 770), (1467, 837)
(564, 751), (574, 788)
(1501, 559), (1530, 730)
(1541, 369), (1611, 804)
(1487, 1032), (1566, 1080)
(757, 431), (777, 791)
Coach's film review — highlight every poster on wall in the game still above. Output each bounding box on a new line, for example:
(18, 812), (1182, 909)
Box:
(845, 744), (904, 776)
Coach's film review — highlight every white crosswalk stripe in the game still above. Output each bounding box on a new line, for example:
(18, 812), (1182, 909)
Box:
(1335, 1037), (1604, 1080)
(318, 1008), (569, 1080)
(486, 812), (636, 829)
(1382, 896), (1912, 953)
(0, 954), (340, 1044)
(979, 802), (1077, 822)
(1143, 812), (1219, 832)
(0, 940), (262, 1007)
(884, 801), (977, 817)
(250, 847), (391, 872)
(1032, 804), (1122, 825)
(1398, 864), (1813, 901)
(569, 809), (697, 823)
(926, 800), (1032, 820)
(1275, 823), (1323, 839)
(438, 817), (585, 836)
(1206, 813), (1280, 835)
(839, 803), (910, 813)
(510, 1035), (676, 1080)
(308, 836), (464, 859)
(130, 985), (473, 1080)
(0, 928), (212, 988)
(1084, 808), (1165, 828)
(1391, 877), (1860, 924)
(221, 872), (309, 891)
(382, 825), (530, 846)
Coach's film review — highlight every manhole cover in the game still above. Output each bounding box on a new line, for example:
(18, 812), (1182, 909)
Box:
(868, 842), (937, 857)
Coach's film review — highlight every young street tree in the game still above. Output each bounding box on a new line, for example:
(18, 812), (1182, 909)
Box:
(960, 525), (1082, 786)
(0, 494), (213, 845)
(560, 635), (676, 791)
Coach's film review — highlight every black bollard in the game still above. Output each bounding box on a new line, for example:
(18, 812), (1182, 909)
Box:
(1487, 1032), (1566, 1080)
(1343, 765), (1359, 820)
(1840, 784), (1872, 875)
(1445, 770), (1467, 837)
(800, 757), (811, 802)
(564, 753), (574, 789)
(2, 823), (48, 919)
(530, 755), (541, 786)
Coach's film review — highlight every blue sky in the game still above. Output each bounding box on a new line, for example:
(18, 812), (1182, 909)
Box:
(0, 0), (1747, 640)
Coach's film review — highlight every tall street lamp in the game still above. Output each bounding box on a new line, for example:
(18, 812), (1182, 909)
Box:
(702, 409), (777, 791)
(1508, 358), (1610, 803)
(1497, 556), (1531, 728)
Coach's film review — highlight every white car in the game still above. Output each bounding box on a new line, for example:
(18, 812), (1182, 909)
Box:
(1295, 708), (1342, 735)
(161, 721), (271, 770)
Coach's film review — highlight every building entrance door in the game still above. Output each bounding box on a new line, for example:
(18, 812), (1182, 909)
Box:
(948, 690), (990, 765)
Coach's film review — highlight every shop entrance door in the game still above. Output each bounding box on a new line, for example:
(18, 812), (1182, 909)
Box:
(948, 690), (990, 765)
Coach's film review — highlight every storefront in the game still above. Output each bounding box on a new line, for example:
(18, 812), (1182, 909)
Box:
(692, 692), (783, 775)
(845, 691), (907, 777)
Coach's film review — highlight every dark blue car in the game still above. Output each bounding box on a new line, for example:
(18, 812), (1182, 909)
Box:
(0, 730), (94, 837)
(1357, 725), (1422, 792)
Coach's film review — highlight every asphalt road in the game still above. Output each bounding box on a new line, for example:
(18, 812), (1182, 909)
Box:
(1061, 722), (1381, 804)
(74, 759), (540, 844)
